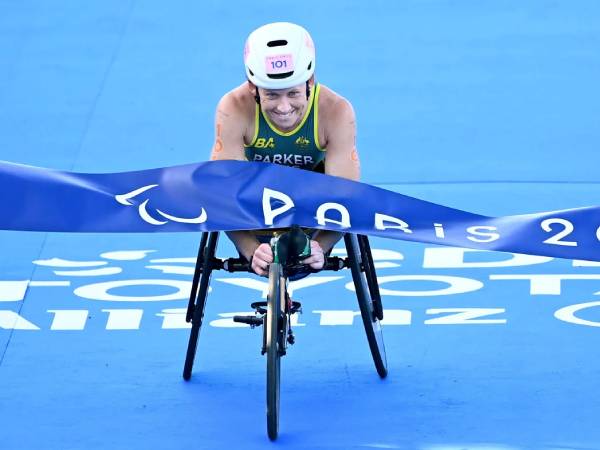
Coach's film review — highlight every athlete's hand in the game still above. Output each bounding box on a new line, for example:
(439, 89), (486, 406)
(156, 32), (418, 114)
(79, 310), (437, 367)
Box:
(302, 240), (325, 270)
(251, 243), (273, 276)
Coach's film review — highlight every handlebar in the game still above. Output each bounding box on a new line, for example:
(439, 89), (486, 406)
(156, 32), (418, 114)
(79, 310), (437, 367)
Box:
(214, 255), (348, 274)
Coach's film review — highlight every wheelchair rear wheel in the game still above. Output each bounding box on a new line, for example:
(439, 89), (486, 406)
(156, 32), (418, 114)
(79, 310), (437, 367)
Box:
(358, 235), (384, 321)
(183, 231), (219, 381)
(345, 234), (388, 378)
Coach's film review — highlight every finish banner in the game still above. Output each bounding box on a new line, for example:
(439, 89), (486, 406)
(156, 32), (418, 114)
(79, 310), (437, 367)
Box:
(1, 160), (600, 261)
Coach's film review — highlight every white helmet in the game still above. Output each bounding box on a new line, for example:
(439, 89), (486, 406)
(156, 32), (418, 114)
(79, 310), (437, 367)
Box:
(244, 22), (315, 90)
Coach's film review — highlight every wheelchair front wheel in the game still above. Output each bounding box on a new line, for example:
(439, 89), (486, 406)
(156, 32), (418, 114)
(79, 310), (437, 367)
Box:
(266, 262), (284, 440)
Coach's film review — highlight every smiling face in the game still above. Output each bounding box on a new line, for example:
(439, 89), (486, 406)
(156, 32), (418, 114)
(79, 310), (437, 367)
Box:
(258, 83), (310, 131)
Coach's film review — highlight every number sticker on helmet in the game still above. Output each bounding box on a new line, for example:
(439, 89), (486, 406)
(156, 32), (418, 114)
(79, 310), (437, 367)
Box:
(265, 54), (294, 74)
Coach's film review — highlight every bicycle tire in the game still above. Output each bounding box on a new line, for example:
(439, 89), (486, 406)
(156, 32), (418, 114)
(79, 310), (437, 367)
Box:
(183, 232), (219, 381)
(266, 262), (283, 440)
(345, 234), (388, 378)
(358, 235), (384, 321)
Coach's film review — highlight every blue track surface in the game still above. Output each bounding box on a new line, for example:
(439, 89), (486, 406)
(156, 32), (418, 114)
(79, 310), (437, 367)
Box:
(2, 2), (600, 449)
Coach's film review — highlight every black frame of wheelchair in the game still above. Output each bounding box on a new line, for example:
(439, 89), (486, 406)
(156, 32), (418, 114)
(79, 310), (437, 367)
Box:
(182, 231), (387, 438)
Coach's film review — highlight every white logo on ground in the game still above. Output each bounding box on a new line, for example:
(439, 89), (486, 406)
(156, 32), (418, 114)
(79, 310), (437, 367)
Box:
(4, 247), (600, 330)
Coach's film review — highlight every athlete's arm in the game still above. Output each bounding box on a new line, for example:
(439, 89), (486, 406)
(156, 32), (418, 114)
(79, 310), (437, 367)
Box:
(209, 93), (247, 162)
(322, 98), (360, 181)
(210, 91), (270, 275)
(303, 97), (360, 267)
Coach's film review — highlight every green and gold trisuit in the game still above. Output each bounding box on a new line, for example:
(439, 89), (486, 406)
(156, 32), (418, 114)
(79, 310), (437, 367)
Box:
(244, 83), (326, 172)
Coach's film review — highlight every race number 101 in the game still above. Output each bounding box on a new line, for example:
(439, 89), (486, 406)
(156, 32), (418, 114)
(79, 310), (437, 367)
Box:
(265, 54), (294, 74)
(271, 60), (287, 69)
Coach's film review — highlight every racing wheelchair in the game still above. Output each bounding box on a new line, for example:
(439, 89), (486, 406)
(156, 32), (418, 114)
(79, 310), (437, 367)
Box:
(182, 226), (387, 440)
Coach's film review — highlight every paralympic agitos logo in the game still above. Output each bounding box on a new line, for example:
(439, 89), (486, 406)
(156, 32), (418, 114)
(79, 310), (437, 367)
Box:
(115, 184), (207, 226)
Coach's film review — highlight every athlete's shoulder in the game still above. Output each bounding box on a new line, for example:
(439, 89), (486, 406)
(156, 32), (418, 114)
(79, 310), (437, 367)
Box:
(217, 82), (256, 119)
(317, 84), (355, 124)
